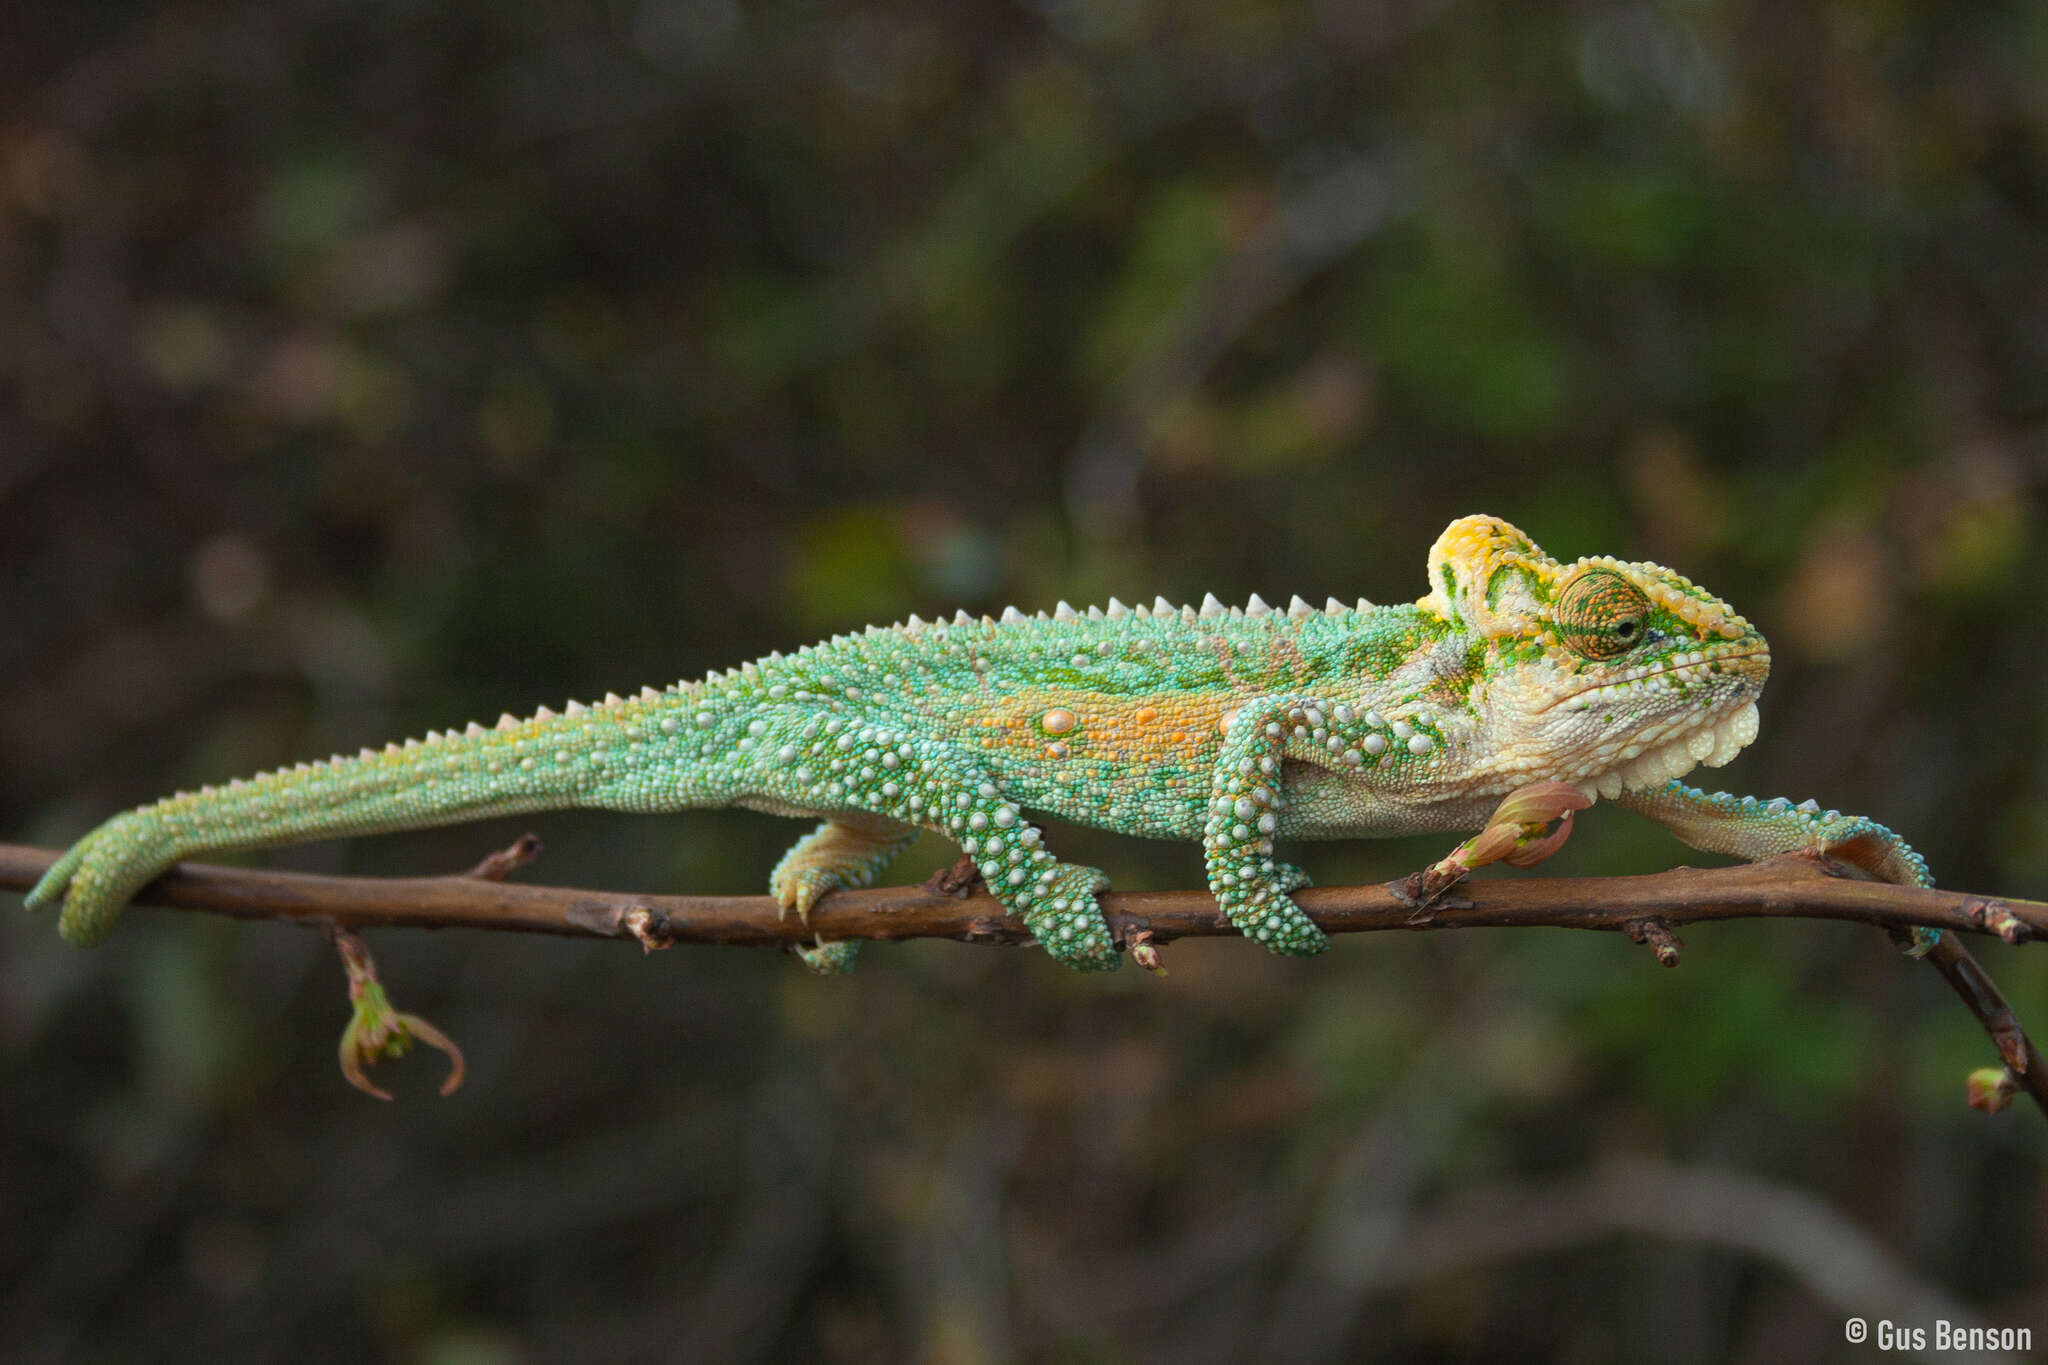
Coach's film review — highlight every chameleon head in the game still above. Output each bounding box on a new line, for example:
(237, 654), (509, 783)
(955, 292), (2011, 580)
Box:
(1418, 515), (1771, 800)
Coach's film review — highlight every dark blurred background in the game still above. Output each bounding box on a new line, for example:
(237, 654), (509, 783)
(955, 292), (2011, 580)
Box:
(4, 0), (2047, 1360)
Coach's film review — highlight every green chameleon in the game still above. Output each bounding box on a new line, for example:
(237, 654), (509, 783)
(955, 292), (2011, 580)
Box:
(27, 515), (1933, 971)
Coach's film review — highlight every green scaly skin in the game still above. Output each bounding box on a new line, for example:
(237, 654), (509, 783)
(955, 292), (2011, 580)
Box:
(24, 515), (1936, 969)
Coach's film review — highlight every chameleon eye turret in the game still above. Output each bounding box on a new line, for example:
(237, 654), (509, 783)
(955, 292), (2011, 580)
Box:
(1556, 569), (1650, 660)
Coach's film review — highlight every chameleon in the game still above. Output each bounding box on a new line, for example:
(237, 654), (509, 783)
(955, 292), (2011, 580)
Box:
(25, 514), (1933, 971)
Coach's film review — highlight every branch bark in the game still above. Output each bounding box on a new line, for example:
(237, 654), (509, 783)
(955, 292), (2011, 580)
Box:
(4, 840), (2043, 1119)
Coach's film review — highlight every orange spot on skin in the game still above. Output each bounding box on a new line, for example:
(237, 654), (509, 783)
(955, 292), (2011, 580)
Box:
(987, 689), (1228, 768)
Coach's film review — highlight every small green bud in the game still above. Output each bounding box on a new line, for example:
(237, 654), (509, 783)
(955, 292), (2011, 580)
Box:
(1967, 1066), (2019, 1115)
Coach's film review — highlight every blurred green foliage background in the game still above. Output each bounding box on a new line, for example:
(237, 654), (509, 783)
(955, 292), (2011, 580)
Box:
(4, 0), (2047, 1360)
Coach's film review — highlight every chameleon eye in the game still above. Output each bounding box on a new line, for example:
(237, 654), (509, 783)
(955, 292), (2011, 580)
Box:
(1557, 570), (1651, 660)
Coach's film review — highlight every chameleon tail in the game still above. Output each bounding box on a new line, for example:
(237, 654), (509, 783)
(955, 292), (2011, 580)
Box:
(26, 690), (716, 945)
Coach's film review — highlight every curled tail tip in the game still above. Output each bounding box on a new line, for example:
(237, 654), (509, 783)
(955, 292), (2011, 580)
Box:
(23, 848), (82, 911)
(25, 849), (124, 945)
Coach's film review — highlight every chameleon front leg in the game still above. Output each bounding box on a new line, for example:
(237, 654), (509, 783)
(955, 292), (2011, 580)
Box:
(1614, 780), (1939, 951)
(768, 814), (920, 974)
(1201, 695), (1348, 958)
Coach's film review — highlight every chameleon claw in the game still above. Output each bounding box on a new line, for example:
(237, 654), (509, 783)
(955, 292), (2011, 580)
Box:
(332, 928), (465, 1101)
(1127, 929), (1167, 976)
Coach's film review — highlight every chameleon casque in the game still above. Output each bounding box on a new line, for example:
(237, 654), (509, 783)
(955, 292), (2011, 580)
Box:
(27, 515), (1933, 971)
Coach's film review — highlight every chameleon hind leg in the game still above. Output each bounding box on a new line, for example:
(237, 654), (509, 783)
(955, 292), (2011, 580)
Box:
(890, 745), (1121, 972)
(743, 721), (1120, 972)
(1615, 780), (1940, 952)
(770, 814), (920, 974)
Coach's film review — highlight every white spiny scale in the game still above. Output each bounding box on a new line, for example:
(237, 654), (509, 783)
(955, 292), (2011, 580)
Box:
(1200, 593), (1225, 618)
(639, 687), (659, 702)
(1326, 597), (1346, 614)
(1087, 605), (1104, 619)
(955, 610), (973, 625)
(385, 742), (403, 755)
(201, 784), (217, 795)
(1106, 596), (1130, 618)
(1135, 603), (1151, 618)
(360, 747), (376, 759)
(1153, 595), (1175, 615)
(294, 761), (310, 773)
(603, 693), (623, 706)
(426, 731), (442, 743)
(1288, 595), (1314, 619)
(1246, 592), (1272, 617)
(566, 700), (587, 717)
(1001, 605), (1025, 623)
(1055, 601), (1077, 621)
(534, 706), (556, 721)
(1357, 597), (1372, 612)
(404, 737), (422, 750)
(905, 613), (925, 628)
(231, 777), (247, 788)
(467, 721), (487, 737)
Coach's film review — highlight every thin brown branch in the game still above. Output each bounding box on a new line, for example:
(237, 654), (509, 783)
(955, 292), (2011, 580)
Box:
(7, 841), (2045, 947)
(5, 840), (2044, 1120)
(1921, 932), (2048, 1114)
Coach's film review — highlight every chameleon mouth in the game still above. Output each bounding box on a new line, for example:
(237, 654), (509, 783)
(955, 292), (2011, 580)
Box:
(1555, 646), (1770, 707)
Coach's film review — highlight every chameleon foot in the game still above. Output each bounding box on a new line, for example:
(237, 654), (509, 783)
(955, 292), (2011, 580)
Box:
(1616, 781), (1940, 953)
(1018, 863), (1120, 972)
(769, 816), (920, 919)
(795, 940), (861, 975)
(767, 815), (920, 972)
(1206, 838), (1327, 956)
